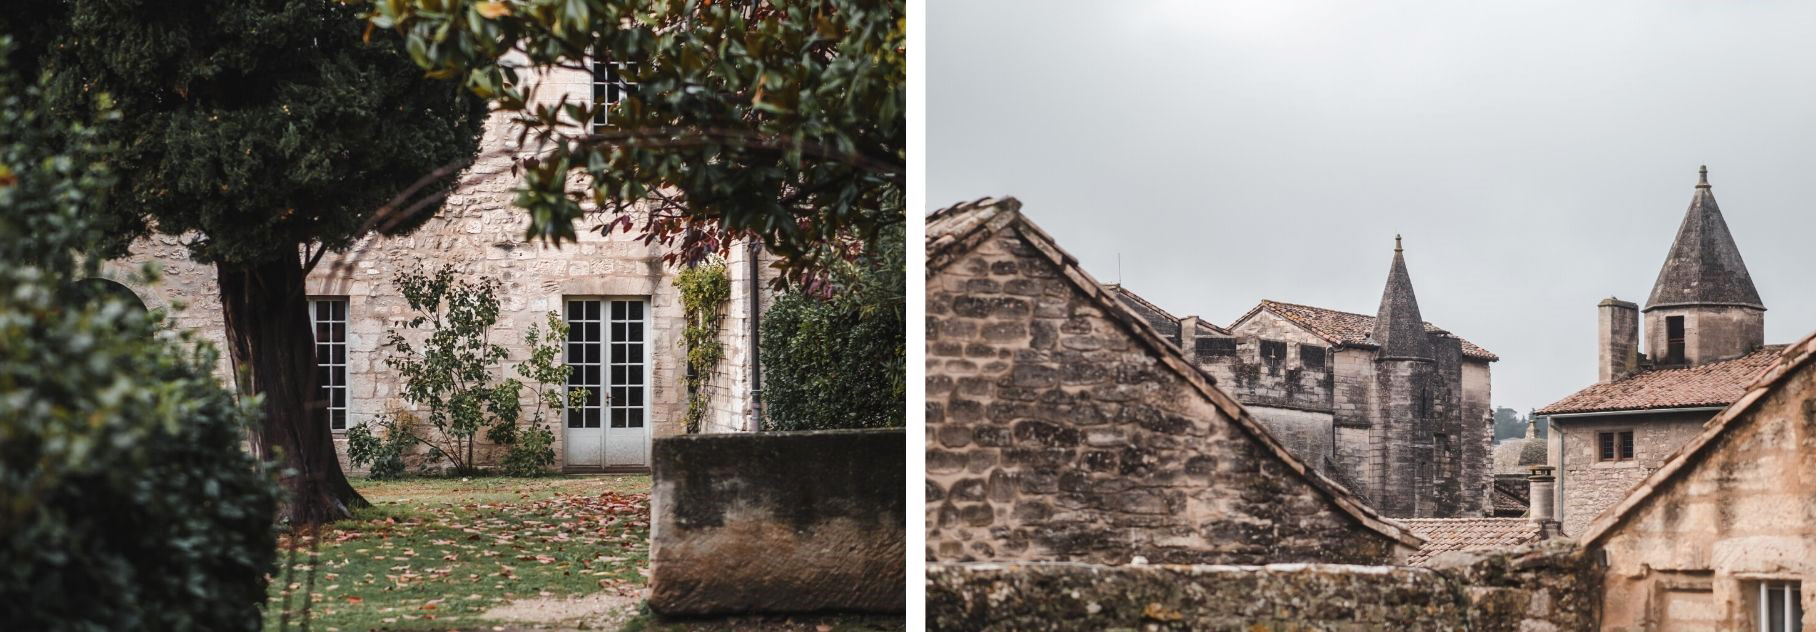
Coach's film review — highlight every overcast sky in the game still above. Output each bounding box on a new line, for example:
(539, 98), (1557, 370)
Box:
(928, 0), (1816, 416)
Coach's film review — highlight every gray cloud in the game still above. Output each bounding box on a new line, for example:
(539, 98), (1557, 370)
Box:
(928, 0), (1816, 414)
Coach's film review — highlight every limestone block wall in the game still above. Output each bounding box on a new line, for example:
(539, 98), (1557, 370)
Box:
(694, 243), (780, 434)
(1643, 305), (1765, 367)
(1595, 364), (1816, 631)
(928, 541), (1599, 631)
(103, 62), (776, 471)
(1555, 410), (1712, 536)
(1208, 310), (1335, 414)
(926, 226), (1402, 566)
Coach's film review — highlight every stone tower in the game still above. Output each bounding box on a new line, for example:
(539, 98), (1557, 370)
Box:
(1642, 166), (1765, 367)
(1370, 235), (1434, 517)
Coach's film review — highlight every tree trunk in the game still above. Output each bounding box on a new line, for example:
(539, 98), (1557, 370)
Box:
(217, 257), (368, 524)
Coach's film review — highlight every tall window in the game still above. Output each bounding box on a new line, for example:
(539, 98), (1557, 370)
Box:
(1666, 315), (1687, 364)
(1259, 340), (1287, 368)
(1598, 430), (1635, 462)
(309, 298), (349, 431)
(565, 298), (647, 430)
(591, 52), (637, 133)
(1435, 433), (1454, 479)
(1758, 581), (1803, 632)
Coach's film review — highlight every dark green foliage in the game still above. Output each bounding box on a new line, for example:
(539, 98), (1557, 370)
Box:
(677, 262), (731, 433)
(14, 0), (489, 264)
(1492, 406), (1543, 443)
(761, 226), (905, 430)
(0, 44), (279, 630)
(370, 0), (905, 284)
(349, 271), (571, 477)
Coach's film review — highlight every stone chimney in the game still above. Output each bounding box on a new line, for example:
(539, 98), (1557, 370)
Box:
(1527, 465), (1559, 535)
(1598, 298), (1639, 383)
(1178, 315), (1199, 357)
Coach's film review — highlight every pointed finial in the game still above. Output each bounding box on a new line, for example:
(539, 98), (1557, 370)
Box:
(1394, 234), (1403, 253)
(1697, 165), (1710, 189)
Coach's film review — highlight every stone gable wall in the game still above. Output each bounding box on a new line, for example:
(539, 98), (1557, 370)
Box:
(1595, 361), (1816, 631)
(1555, 410), (1709, 536)
(926, 226), (1401, 566)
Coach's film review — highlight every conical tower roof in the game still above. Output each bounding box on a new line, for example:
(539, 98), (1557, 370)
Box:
(1372, 235), (1431, 360)
(1645, 166), (1764, 311)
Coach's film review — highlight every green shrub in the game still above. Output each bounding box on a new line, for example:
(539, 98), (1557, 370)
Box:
(760, 226), (905, 430)
(0, 41), (279, 629)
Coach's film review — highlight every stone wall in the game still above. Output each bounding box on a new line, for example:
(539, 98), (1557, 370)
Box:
(926, 224), (1407, 566)
(1594, 360), (1816, 631)
(1554, 409), (1710, 535)
(927, 541), (1598, 631)
(102, 63), (776, 472)
(1210, 310), (1336, 413)
(647, 429), (905, 615)
(1643, 304), (1764, 367)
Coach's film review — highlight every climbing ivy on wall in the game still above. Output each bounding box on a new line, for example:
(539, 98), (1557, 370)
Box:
(677, 261), (731, 433)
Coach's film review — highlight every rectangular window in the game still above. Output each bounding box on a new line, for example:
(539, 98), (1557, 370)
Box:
(591, 49), (637, 133)
(1259, 340), (1287, 366)
(1758, 581), (1803, 632)
(1598, 430), (1636, 462)
(1195, 337), (1237, 358)
(1667, 315), (1686, 364)
(1435, 433), (1454, 479)
(565, 298), (646, 430)
(308, 298), (349, 431)
(1299, 344), (1327, 370)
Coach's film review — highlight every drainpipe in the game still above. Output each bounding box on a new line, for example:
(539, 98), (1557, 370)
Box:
(746, 238), (763, 431)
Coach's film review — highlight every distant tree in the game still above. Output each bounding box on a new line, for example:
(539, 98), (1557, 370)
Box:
(1492, 406), (1525, 443)
(368, 0), (906, 287)
(9, 0), (488, 523)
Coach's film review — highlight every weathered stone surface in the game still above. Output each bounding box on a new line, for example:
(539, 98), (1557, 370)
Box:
(648, 429), (905, 615)
(927, 541), (1597, 631)
(926, 201), (1417, 567)
(1588, 336), (1816, 630)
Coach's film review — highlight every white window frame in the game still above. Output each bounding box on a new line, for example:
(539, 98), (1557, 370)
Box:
(591, 53), (637, 133)
(1760, 580), (1803, 632)
(308, 297), (350, 432)
(563, 298), (648, 431)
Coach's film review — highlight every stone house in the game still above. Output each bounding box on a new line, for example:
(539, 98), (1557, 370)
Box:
(1111, 239), (1497, 519)
(99, 58), (776, 474)
(1538, 167), (1781, 535)
(926, 197), (1424, 566)
(1584, 330), (1816, 631)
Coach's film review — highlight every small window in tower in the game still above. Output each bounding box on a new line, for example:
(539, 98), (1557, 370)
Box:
(1598, 430), (1636, 462)
(1299, 345), (1326, 370)
(1666, 316), (1686, 365)
(1435, 433), (1454, 479)
(1259, 340), (1287, 368)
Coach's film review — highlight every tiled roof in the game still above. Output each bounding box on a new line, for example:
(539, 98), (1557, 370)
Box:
(1580, 331), (1816, 546)
(926, 197), (1024, 276)
(1235, 300), (1499, 361)
(1535, 346), (1785, 415)
(1491, 476), (1530, 517)
(924, 197), (1426, 551)
(1398, 518), (1544, 565)
(1108, 284), (1233, 338)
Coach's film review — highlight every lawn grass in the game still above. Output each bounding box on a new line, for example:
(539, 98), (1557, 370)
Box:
(265, 474), (650, 631)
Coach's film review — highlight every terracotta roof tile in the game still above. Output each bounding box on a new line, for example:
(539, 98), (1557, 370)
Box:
(1398, 518), (1544, 565)
(1535, 346), (1785, 415)
(1108, 285), (1233, 338)
(1244, 300), (1499, 361)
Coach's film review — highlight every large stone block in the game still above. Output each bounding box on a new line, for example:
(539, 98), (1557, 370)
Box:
(648, 429), (905, 615)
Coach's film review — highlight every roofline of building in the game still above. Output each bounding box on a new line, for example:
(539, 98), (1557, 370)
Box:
(1233, 300), (1499, 362)
(927, 198), (1428, 551)
(1540, 406), (1726, 420)
(1577, 330), (1816, 547)
(1642, 301), (1766, 313)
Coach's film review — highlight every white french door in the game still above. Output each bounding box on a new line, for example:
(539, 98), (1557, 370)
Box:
(563, 297), (649, 469)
